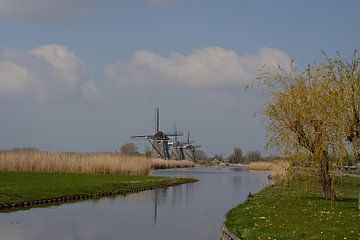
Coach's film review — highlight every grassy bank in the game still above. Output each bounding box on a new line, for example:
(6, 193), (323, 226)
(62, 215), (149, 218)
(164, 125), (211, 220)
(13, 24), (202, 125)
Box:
(0, 172), (196, 210)
(225, 175), (360, 239)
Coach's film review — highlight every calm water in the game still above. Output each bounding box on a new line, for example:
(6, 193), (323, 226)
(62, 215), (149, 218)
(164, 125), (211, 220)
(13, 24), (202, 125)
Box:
(0, 168), (269, 240)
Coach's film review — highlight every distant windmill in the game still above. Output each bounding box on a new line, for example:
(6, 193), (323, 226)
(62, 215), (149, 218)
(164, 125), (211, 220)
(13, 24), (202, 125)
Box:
(182, 131), (201, 161)
(131, 108), (182, 159)
(168, 124), (185, 160)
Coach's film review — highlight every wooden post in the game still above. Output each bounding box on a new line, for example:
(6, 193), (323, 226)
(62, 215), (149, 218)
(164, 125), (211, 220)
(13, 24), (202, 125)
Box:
(220, 224), (240, 240)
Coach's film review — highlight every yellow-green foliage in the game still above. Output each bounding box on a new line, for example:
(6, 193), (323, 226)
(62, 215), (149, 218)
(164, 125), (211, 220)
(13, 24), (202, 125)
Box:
(258, 52), (360, 200)
(261, 54), (360, 166)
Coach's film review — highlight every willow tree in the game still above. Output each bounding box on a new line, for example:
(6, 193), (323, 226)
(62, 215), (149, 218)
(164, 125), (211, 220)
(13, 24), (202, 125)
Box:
(259, 61), (349, 200)
(323, 53), (360, 164)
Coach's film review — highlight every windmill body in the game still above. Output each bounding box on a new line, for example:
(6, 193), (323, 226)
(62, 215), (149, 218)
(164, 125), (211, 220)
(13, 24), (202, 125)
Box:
(172, 141), (186, 160)
(131, 109), (182, 160)
(152, 130), (170, 159)
(181, 131), (201, 161)
(167, 124), (186, 160)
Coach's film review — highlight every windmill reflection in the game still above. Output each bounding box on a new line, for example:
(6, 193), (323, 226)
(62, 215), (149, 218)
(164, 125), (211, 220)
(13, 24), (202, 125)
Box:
(153, 190), (158, 224)
(152, 183), (195, 225)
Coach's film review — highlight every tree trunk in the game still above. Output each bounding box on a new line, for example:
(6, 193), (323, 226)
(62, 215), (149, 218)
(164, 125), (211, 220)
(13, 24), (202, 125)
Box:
(320, 170), (336, 200)
(318, 152), (337, 201)
(292, 120), (337, 200)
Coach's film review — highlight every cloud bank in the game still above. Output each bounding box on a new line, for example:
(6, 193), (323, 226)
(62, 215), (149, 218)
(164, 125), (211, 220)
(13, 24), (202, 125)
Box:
(104, 47), (291, 91)
(0, 44), (101, 101)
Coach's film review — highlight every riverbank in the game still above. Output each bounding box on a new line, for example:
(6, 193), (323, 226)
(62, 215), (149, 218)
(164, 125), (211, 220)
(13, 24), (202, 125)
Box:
(225, 175), (360, 239)
(0, 172), (197, 211)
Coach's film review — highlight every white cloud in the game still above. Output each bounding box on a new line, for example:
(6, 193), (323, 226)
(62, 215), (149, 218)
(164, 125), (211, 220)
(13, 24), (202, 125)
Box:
(30, 45), (85, 89)
(81, 80), (102, 102)
(0, 62), (30, 96)
(0, 44), (100, 101)
(0, 0), (97, 22)
(104, 47), (291, 91)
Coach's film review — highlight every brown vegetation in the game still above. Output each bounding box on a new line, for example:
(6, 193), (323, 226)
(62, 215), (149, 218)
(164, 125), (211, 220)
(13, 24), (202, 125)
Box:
(0, 151), (195, 175)
(0, 151), (152, 175)
(270, 160), (290, 180)
(247, 161), (272, 171)
(151, 158), (195, 169)
(248, 160), (290, 180)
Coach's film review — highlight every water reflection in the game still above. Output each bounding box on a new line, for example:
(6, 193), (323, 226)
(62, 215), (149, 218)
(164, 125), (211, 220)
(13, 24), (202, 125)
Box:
(153, 190), (158, 224)
(0, 168), (268, 240)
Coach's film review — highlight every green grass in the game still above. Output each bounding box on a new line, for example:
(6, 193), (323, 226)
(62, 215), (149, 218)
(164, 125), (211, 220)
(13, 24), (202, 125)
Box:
(225, 175), (360, 239)
(0, 172), (195, 205)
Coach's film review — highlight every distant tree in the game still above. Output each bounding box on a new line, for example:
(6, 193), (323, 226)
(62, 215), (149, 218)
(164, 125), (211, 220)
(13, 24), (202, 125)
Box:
(228, 148), (243, 164)
(143, 145), (152, 159)
(213, 154), (224, 161)
(262, 155), (282, 162)
(194, 150), (208, 161)
(244, 151), (262, 163)
(119, 143), (138, 156)
(8, 147), (39, 152)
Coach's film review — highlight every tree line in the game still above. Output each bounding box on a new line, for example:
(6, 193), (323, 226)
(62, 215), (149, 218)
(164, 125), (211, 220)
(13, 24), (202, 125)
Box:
(208, 148), (279, 164)
(118, 142), (273, 164)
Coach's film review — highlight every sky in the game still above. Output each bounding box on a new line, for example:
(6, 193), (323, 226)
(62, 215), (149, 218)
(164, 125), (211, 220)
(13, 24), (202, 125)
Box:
(0, 0), (359, 156)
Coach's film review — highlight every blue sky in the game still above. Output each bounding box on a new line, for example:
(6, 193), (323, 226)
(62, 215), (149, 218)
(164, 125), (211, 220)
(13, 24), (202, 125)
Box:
(0, 0), (359, 156)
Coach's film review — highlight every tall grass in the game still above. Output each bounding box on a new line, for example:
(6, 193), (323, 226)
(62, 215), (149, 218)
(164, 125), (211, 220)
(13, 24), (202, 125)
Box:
(248, 160), (290, 180)
(270, 159), (290, 180)
(151, 158), (195, 169)
(0, 151), (152, 175)
(0, 151), (195, 175)
(248, 161), (272, 171)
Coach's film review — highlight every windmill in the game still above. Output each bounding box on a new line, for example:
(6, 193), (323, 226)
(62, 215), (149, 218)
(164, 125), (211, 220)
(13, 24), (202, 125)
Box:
(131, 108), (182, 159)
(182, 131), (201, 161)
(168, 124), (186, 160)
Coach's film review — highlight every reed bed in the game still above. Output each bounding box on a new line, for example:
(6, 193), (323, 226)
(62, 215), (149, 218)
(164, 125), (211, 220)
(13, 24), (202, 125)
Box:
(248, 160), (290, 180)
(248, 161), (272, 171)
(270, 159), (290, 179)
(151, 159), (195, 169)
(0, 151), (152, 176)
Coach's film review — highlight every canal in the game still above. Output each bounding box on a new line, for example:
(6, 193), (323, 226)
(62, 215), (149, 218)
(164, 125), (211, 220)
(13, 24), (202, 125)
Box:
(0, 168), (269, 240)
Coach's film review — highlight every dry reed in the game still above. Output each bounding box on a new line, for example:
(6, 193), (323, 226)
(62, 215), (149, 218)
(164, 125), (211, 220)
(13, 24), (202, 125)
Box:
(248, 161), (272, 171)
(151, 158), (195, 169)
(270, 159), (290, 179)
(248, 160), (290, 180)
(0, 151), (152, 175)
